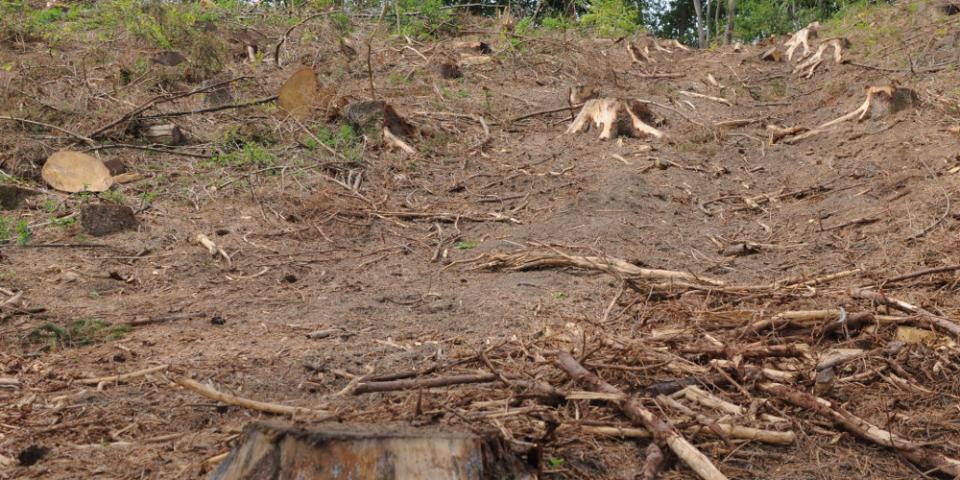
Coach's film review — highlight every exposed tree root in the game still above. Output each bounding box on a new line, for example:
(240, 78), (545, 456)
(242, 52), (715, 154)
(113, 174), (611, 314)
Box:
(627, 42), (654, 63)
(793, 37), (848, 78)
(779, 84), (918, 143)
(566, 98), (666, 140)
(784, 22), (819, 61)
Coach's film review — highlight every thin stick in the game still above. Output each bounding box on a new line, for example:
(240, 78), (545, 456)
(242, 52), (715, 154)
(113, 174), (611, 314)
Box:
(274, 12), (330, 66)
(173, 376), (334, 417)
(137, 96), (278, 120)
(78, 365), (169, 385)
(0, 116), (97, 146)
(760, 382), (960, 476)
(84, 144), (212, 159)
(557, 351), (728, 480)
(850, 288), (960, 336)
(353, 373), (497, 394)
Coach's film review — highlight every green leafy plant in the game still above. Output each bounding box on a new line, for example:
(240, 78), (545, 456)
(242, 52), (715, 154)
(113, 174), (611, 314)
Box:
(553, 291), (567, 301)
(580, 0), (643, 38)
(302, 124), (363, 163)
(546, 456), (565, 468)
(454, 240), (478, 250)
(0, 216), (30, 245)
(207, 140), (276, 169)
(100, 189), (126, 205)
(393, 0), (453, 40)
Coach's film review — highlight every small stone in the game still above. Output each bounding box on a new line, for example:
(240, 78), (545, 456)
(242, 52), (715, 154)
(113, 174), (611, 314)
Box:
(61, 272), (80, 283)
(211, 315), (226, 326)
(80, 203), (138, 236)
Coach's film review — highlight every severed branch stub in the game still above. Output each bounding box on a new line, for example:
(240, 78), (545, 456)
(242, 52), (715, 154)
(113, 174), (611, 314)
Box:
(566, 98), (666, 140)
(557, 351), (728, 480)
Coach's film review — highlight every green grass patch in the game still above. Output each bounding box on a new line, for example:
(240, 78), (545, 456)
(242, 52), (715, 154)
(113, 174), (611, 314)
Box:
(30, 319), (131, 350)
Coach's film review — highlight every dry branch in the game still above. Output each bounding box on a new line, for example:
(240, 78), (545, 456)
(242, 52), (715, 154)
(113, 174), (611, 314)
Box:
(477, 250), (725, 287)
(760, 382), (960, 476)
(173, 376), (334, 417)
(566, 98), (666, 140)
(557, 352), (728, 480)
(78, 365), (169, 385)
(353, 373), (498, 394)
(850, 288), (960, 336)
(678, 90), (732, 106)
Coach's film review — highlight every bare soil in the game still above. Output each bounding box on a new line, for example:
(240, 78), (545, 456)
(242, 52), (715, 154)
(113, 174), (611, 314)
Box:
(3, 3), (960, 479)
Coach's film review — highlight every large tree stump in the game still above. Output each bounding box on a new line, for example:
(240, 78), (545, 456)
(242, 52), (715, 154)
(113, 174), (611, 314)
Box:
(209, 421), (535, 480)
(342, 101), (418, 154)
(566, 98), (665, 140)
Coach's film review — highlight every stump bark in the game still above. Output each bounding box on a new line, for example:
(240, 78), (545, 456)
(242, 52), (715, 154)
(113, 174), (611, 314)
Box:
(209, 421), (535, 480)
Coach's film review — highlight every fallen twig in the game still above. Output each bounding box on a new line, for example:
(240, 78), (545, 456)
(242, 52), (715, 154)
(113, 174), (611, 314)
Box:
(557, 351), (728, 480)
(173, 376), (334, 417)
(78, 365), (169, 386)
(353, 373), (498, 394)
(760, 382), (960, 476)
(850, 288), (960, 336)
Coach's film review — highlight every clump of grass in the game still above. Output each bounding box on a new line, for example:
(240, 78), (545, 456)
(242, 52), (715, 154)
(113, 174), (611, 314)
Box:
(30, 319), (131, 350)
(0, 216), (30, 245)
(302, 124), (363, 163)
(207, 142), (276, 169)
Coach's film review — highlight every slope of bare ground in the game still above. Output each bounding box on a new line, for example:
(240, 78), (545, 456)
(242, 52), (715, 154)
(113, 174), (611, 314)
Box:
(3, 2), (960, 479)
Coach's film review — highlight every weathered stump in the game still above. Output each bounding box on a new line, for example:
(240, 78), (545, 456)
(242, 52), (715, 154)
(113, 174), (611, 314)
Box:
(0, 185), (34, 210)
(81, 203), (138, 236)
(342, 101), (418, 154)
(209, 422), (535, 480)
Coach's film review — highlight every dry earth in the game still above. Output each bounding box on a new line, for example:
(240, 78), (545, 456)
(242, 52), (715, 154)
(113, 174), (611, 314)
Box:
(3, 1), (960, 479)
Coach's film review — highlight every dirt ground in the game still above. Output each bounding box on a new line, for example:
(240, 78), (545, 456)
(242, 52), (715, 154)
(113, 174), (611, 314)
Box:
(3, 2), (960, 479)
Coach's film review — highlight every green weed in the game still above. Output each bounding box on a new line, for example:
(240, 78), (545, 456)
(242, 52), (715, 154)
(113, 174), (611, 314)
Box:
(454, 240), (478, 250)
(580, 0), (643, 38)
(30, 319), (130, 350)
(302, 124), (362, 163)
(100, 189), (126, 205)
(208, 142), (276, 169)
(0, 216), (30, 245)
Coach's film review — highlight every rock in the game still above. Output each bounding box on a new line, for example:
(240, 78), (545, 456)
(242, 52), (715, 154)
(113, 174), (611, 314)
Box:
(210, 421), (535, 480)
(0, 185), (34, 210)
(80, 203), (138, 236)
(41, 151), (114, 193)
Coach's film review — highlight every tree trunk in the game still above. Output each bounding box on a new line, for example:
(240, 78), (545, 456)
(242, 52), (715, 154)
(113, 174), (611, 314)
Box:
(692, 0), (706, 48)
(704, 0), (712, 45)
(714, 0), (722, 44)
(725, 0), (736, 44)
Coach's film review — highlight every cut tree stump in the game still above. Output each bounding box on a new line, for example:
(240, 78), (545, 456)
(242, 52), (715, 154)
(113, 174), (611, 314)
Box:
(566, 98), (665, 140)
(209, 421), (535, 480)
(81, 203), (138, 236)
(793, 38), (848, 78)
(342, 101), (418, 154)
(784, 22), (819, 61)
(141, 124), (185, 146)
(759, 47), (782, 62)
(0, 185), (34, 210)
